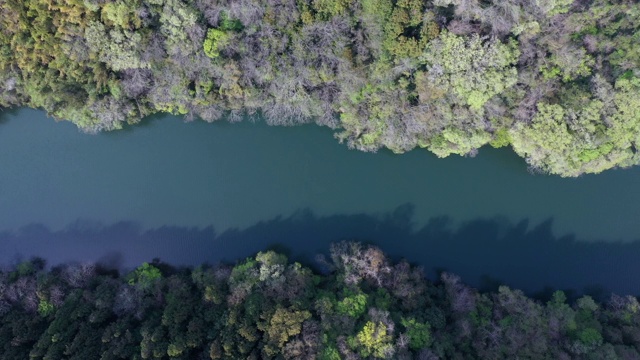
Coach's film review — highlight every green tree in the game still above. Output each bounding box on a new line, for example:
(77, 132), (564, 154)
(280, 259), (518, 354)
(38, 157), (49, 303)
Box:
(336, 292), (368, 318)
(128, 262), (162, 290)
(401, 318), (431, 350)
(356, 321), (395, 358)
(419, 31), (520, 112)
(203, 29), (230, 59)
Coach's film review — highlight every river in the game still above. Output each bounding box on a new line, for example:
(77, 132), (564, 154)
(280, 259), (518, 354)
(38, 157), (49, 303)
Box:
(1, 108), (639, 297)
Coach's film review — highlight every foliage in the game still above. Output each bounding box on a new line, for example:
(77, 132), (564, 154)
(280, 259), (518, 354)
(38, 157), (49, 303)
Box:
(37, 299), (54, 317)
(0, 0), (639, 176)
(420, 32), (519, 112)
(203, 29), (230, 59)
(356, 321), (394, 358)
(128, 262), (162, 290)
(1, 243), (639, 359)
(401, 317), (431, 350)
(510, 77), (640, 176)
(336, 292), (368, 318)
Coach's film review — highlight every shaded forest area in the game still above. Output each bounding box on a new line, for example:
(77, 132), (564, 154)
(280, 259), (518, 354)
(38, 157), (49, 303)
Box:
(0, 0), (639, 176)
(1, 242), (640, 359)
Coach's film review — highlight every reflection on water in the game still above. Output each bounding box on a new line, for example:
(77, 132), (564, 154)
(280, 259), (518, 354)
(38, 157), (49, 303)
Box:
(1, 205), (639, 299)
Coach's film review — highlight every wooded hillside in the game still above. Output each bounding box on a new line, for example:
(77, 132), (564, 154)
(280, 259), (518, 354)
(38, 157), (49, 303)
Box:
(1, 0), (639, 176)
(2, 242), (639, 359)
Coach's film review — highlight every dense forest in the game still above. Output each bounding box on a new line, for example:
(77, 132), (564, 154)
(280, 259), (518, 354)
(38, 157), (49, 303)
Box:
(1, 242), (640, 359)
(0, 0), (639, 176)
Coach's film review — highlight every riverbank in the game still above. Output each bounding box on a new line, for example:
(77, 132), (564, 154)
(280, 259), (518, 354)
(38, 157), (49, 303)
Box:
(1, 242), (637, 359)
(2, 0), (639, 176)
(2, 109), (640, 296)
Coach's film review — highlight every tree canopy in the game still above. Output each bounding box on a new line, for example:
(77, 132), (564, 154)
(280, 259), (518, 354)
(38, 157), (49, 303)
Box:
(1, 242), (640, 359)
(0, 0), (639, 176)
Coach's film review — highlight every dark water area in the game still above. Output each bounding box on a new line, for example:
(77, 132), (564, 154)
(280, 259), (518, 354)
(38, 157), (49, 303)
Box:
(1, 108), (640, 298)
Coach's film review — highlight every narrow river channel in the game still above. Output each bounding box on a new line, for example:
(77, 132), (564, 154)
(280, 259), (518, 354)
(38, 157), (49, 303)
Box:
(1, 108), (640, 296)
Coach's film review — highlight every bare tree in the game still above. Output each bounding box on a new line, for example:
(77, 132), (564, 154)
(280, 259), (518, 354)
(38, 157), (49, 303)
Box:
(49, 285), (65, 307)
(0, 299), (10, 316)
(62, 262), (96, 288)
(441, 272), (476, 314)
(121, 68), (152, 98)
(113, 285), (141, 317)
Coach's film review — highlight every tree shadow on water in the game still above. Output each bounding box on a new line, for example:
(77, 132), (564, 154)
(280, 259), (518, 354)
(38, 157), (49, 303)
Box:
(1, 204), (639, 299)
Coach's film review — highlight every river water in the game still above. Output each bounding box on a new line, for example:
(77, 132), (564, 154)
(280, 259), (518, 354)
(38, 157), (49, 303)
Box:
(1, 108), (640, 297)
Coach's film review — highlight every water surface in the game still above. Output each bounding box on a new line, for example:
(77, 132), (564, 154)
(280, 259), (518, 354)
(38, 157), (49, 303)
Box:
(1, 109), (639, 296)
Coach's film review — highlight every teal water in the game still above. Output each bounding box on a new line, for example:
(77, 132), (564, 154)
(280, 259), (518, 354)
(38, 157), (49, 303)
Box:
(1, 108), (640, 296)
